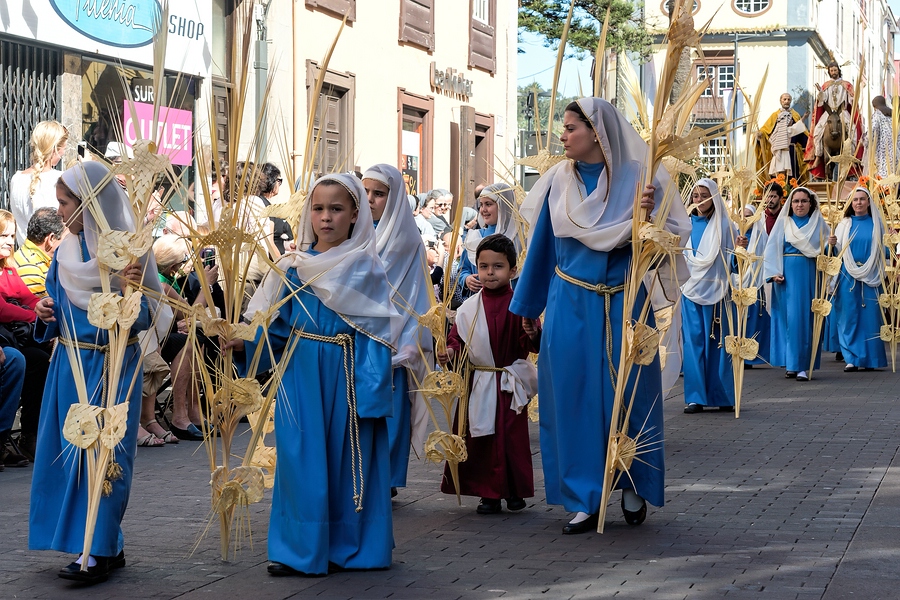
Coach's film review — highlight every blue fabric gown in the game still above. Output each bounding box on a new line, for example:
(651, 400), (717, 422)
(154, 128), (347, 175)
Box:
(243, 266), (394, 575)
(823, 314), (841, 353)
(682, 215), (735, 408)
(29, 236), (150, 557)
(385, 367), (411, 487)
(834, 215), (887, 369)
(510, 161), (665, 511)
(743, 228), (771, 365)
(769, 214), (822, 372)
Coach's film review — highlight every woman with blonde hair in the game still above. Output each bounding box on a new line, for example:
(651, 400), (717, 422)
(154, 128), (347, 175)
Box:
(9, 121), (69, 246)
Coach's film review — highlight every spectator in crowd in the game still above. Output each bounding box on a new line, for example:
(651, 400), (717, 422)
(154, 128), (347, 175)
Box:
(9, 121), (68, 246)
(425, 189), (452, 236)
(13, 208), (65, 298)
(414, 195), (438, 239)
(0, 210), (50, 463)
(256, 163), (294, 256)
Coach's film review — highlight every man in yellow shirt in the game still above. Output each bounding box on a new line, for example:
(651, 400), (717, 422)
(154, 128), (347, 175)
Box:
(12, 207), (63, 297)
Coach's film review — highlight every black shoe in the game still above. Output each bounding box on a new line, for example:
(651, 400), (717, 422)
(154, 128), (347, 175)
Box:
(476, 498), (502, 515)
(267, 561), (324, 577)
(506, 497), (526, 511)
(562, 513), (599, 534)
(391, 487), (398, 498)
(1, 437), (29, 467)
(683, 403), (703, 414)
(169, 424), (205, 441)
(744, 363), (754, 369)
(785, 371), (797, 379)
(796, 372), (809, 382)
(718, 406), (735, 412)
(621, 497), (647, 525)
(58, 552), (123, 585)
(835, 351), (844, 361)
(844, 364), (858, 372)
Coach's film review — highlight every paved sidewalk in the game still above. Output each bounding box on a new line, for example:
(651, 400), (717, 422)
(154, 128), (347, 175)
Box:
(2, 356), (899, 599)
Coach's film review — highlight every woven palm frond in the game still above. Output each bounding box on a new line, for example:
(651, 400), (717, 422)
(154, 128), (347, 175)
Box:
(62, 404), (104, 450)
(724, 336), (760, 361)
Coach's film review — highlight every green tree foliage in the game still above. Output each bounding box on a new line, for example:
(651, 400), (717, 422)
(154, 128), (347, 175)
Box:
(519, 0), (653, 60)
(517, 83), (579, 134)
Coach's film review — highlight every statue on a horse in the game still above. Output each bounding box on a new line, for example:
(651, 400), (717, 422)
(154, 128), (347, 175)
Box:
(804, 62), (864, 181)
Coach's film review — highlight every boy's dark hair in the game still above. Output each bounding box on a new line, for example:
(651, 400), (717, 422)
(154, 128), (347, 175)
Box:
(476, 233), (517, 268)
(26, 207), (64, 244)
(765, 182), (784, 199)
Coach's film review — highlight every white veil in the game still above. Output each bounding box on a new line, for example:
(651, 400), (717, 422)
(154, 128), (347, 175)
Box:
(763, 186), (827, 280)
(681, 178), (733, 305)
(464, 182), (523, 264)
(835, 187), (884, 287)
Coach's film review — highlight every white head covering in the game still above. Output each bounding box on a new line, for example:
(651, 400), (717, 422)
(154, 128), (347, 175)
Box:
(56, 162), (169, 313)
(246, 172), (399, 350)
(681, 178), (733, 305)
(464, 182), (523, 264)
(520, 97), (691, 251)
(834, 187), (884, 287)
(763, 186), (827, 280)
(731, 204), (769, 288)
(363, 164), (433, 367)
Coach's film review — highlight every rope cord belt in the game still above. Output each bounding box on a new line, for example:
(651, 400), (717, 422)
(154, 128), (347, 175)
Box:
(58, 336), (140, 405)
(783, 253), (805, 256)
(554, 265), (623, 386)
(471, 364), (506, 373)
(292, 329), (365, 513)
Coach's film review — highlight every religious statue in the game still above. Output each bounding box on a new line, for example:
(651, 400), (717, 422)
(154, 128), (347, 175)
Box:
(756, 93), (809, 181)
(804, 62), (864, 181)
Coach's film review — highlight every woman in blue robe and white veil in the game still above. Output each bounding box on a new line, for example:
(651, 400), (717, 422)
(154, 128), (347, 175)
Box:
(510, 98), (690, 534)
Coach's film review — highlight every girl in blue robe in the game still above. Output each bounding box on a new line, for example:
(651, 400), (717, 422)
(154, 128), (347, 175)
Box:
(510, 98), (690, 534)
(29, 162), (164, 584)
(238, 173), (399, 576)
(829, 187), (887, 370)
(681, 179), (735, 413)
(458, 183), (524, 294)
(741, 224), (771, 366)
(763, 187), (827, 381)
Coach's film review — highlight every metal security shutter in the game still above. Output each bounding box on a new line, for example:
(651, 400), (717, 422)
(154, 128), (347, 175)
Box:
(399, 0), (435, 51)
(0, 39), (62, 211)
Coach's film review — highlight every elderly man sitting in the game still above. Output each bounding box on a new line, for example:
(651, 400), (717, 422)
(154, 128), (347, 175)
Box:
(13, 208), (64, 298)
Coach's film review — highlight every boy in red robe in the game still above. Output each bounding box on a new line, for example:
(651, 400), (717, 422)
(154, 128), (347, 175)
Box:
(437, 234), (541, 514)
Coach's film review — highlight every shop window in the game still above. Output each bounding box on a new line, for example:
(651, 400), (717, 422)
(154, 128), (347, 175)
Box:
(469, 0), (496, 74)
(399, 0), (435, 51)
(306, 0), (356, 22)
(398, 89), (433, 195)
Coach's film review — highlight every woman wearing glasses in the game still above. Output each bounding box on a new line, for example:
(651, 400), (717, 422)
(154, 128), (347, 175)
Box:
(763, 187), (827, 381)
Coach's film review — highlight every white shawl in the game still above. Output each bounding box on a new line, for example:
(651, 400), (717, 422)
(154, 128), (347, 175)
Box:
(681, 178), (733, 305)
(731, 206), (769, 289)
(454, 291), (537, 438)
(246, 173), (400, 350)
(763, 187), (827, 280)
(834, 188), (884, 288)
(464, 182), (523, 264)
(520, 97), (691, 253)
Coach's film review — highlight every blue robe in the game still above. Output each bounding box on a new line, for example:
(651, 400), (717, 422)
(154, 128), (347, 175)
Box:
(29, 237), (150, 557)
(769, 214), (822, 372)
(682, 215), (735, 407)
(834, 215), (887, 368)
(510, 161), (665, 511)
(743, 228), (771, 365)
(244, 267), (394, 575)
(385, 367), (410, 487)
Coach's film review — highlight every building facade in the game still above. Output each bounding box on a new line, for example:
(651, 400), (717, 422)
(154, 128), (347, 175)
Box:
(644, 0), (896, 172)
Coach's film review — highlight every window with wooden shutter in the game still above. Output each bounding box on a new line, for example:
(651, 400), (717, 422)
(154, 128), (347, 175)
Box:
(399, 0), (435, 51)
(469, 0), (496, 74)
(305, 0), (356, 22)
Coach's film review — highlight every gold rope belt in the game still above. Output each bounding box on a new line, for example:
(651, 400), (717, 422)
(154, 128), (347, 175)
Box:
(554, 266), (622, 386)
(471, 364), (505, 373)
(58, 336), (140, 404)
(783, 253), (804, 257)
(292, 329), (364, 513)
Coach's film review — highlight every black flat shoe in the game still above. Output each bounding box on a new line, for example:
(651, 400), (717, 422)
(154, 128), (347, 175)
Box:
(267, 561), (324, 577)
(506, 497), (526, 511)
(718, 406), (735, 412)
(785, 371), (797, 379)
(562, 513), (599, 534)
(796, 372), (809, 382)
(391, 487), (398, 498)
(622, 497), (647, 525)
(476, 498), (502, 514)
(58, 551), (124, 585)
(170, 424), (205, 441)
(844, 364), (858, 372)
(683, 403), (703, 414)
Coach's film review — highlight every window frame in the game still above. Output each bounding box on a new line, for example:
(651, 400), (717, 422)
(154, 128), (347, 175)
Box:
(731, 0), (772, 16)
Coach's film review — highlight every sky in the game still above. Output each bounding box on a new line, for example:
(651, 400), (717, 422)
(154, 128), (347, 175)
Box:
(517, 30), (594, 97)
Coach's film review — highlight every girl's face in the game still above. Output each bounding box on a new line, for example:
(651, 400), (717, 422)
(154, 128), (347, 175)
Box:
(362, 179), (390, 221)
(479, 195), (499, 226)
(0, 222), (15, 259)
(791, 191), (812, 217)
(851, 190), (870, 216)
(56, 183), (84, 233)
(560, 111), (603, 163)
(691, 186), (714, 216)
(310, 184), (358, 252)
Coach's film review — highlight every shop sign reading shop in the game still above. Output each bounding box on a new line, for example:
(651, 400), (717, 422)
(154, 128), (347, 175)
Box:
(123, 101), (193, 166)
(430, 63), (473, 100)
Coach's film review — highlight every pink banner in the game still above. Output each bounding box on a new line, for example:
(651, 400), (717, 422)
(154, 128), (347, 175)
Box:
(123, 101), (193, 166)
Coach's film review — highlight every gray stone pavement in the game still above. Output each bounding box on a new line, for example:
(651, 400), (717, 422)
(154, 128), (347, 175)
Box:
(2, 355), (899, 599)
